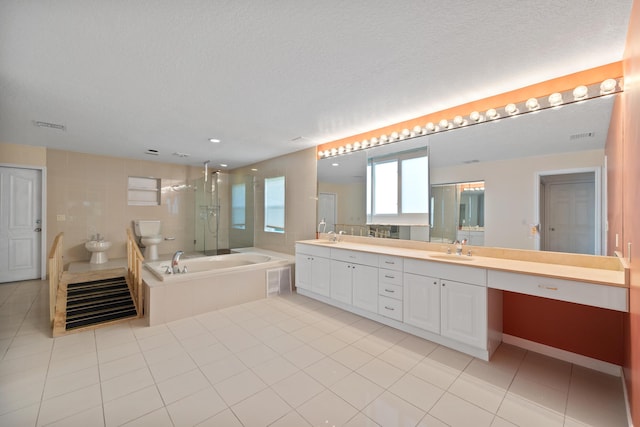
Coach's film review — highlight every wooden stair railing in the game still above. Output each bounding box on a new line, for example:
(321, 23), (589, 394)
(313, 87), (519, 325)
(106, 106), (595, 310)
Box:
(48, 232), (64, 325)
(126, 228), (145, 316)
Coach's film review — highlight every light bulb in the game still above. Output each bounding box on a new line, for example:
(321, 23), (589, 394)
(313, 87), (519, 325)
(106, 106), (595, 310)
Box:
(453, 115), (466, 126)
(600, 79), (617, 94)
(413, 125), (423, 134)
(439, 119), (449, 129)
(573, 85), (588, 100)
(401, 128), (410, 137)
(318, 151), (324, 157)
(323, 150), (330, 157)
(361, 139), (369, 148)
(505, 103), (519, 115)
(426, 122), (435, 132)
(353, 141), (361, 149)
(338, 146), (345, 154)
(330, 148), (337, 155)
(525, 98), (540, 111)
(469, 111), (482, 122)
(486, 108), (499, 120)
(370, 137), (379, 145)
(380, 134), (388, 143)
(548, 92), (563, 107)
(345, 144), (352, 152)
(390, 131), (399, 140)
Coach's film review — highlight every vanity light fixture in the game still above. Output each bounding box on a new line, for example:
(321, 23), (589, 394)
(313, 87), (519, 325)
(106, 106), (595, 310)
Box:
(573, 85), (589, 100)
(469, 111), (483, 122)
(318, 77), (623, 159)
(525, 98), (540, 111)
(548, 92), (563, 107)
(505, 103), (519, 115)
(600, 78), (618, 94)
(486, 109), (499, 120)
(453, 115), (467, 126)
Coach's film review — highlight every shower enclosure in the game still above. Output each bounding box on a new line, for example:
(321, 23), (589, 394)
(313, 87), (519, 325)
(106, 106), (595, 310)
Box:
(193, 171), (230, 255)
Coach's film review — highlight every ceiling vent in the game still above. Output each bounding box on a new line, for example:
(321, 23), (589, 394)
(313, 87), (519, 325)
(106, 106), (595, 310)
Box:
(145, 149), (159, 156)
(33, 120), (66, 131)
(172, 152), (190, 158)
(569, 132), (595, 141)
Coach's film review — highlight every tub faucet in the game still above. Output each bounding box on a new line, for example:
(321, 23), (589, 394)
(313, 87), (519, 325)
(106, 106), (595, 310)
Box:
(171, 250), (184, 273)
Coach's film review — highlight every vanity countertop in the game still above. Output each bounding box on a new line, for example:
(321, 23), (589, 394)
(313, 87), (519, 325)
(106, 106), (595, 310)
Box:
(297, 238), (628, 288)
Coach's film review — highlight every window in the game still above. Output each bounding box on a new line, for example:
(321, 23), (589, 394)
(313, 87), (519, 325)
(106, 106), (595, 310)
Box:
(367, 148), (429, 225)
(264, 176), (285, 233)
(231, 183), (246, 229)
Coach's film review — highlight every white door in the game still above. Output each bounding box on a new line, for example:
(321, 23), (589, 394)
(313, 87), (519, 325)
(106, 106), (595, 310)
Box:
(542, 174), (596, 254)
(318, 192), (337, 233)
(403, 273), (440, 334)
(0, 167), (42, 283)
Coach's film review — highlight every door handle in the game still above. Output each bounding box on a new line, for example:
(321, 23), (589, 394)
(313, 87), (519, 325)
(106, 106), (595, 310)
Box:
(34, 227), (42, 232)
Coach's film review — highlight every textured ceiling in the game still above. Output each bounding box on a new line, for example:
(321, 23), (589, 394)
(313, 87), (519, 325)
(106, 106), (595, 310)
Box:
(0, 1), (633, 169)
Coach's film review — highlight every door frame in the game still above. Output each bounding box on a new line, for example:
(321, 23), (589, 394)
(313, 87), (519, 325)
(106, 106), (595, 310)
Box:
(533, 167), (602, 255)
(0, 163), (47, 280)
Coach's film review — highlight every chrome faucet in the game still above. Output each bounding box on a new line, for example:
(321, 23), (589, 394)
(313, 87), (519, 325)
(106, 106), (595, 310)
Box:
(171, 250), (184, 273)
(327, 231), (337, 242)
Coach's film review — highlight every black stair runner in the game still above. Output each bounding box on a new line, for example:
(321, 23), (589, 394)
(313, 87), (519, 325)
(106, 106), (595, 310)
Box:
(65, 276), (137, 330)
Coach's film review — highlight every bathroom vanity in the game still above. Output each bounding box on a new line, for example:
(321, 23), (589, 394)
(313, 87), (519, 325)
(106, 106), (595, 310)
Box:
(295, 237), (628, 362)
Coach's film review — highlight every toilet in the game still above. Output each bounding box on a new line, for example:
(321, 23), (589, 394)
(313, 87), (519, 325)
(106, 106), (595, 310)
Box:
(134, 220), (162, 261)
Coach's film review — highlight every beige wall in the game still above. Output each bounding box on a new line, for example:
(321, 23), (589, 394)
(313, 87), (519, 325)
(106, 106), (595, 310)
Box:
(232, 147), (317, 255)
(47, 149), (198, 264)
(432, 149), (605, 250)
(0, 142), (47, 166)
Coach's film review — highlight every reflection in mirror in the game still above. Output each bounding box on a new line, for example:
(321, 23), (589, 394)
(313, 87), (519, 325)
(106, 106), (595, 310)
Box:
(317, 95), (615, 252)
(431, 181), (485, 245)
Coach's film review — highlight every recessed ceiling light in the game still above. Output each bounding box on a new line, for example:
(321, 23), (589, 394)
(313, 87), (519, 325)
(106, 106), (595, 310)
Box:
(220, 163), (228, 168)
(251, 168), (258, 172)
(209, 138), (221, 143)
(332, 163), (339, 167)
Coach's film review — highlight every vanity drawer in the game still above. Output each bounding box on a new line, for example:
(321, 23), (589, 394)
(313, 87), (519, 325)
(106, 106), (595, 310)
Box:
(379, 269), (402, 286)
(295, 243), (331, 258)
(379, 282), (403, 300)
(488, 270), (628, 312)
(379, 256), (403, 271)
(331, 248), (379, 266)
(404, 259), (486, 286)
(378, 296), (403, 321)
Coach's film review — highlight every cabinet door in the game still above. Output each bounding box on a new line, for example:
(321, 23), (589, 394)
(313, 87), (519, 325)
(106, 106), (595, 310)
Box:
(330, 260), (353, 304)
(312, 256), (332, 297)
(403, 273), (440, 334)
(352, 264), (378, 313)
(440, 280), (487, 348)
(295, 253), (312, 291)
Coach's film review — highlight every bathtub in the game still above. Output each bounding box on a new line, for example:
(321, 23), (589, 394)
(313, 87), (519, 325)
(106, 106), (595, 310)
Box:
(145, 252), (274, 281)
(142, 250), (293, 325)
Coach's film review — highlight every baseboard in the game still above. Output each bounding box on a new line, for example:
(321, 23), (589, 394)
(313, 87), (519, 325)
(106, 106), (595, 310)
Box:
(502, 334), (622, 377)
(621, 369), (634, 427)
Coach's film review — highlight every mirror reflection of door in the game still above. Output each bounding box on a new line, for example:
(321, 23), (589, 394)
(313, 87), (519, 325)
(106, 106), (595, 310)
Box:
(540, 172), (596, 254)
(430, 184), (457, 243)
(317, 192), (337, 233)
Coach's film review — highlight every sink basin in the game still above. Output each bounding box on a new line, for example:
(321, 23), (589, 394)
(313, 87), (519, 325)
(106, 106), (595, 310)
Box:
(429, 254), (475, 262)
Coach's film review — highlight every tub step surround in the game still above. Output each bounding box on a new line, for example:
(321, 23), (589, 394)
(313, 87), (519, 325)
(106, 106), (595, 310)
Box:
(52, 268), (141, 337)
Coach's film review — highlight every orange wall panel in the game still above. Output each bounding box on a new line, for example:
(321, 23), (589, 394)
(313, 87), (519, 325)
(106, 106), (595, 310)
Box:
(503, 292), (624, 365)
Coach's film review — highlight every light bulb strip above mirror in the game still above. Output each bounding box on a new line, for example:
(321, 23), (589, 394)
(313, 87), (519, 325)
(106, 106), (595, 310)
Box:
(316, 62), (623, 159)
(318, 78), (622, 159)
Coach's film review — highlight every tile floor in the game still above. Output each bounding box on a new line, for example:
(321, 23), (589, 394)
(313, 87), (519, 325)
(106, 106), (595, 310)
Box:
(0, 279), (629, 427)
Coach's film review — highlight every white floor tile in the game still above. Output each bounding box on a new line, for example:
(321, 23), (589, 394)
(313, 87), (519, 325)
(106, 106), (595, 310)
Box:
(103, 385), (164, 427)
(304, 356), (351, 387)
(101, 366), (155, 403)
(388, 373), (444, 412)
(231, 388), (291, 427)
(236, 342), (278, 367)
(272, 371), (325, 408)
(497, 392), (565, 427)
(121, 408), (173, 427)
(331, 345), (374, 370)
(297, 389), (358, 427)
(269, 410), (313, 427)
(429, 392), (494, 427)
(195, 408), (243, 426)
(363, 391), (426, 427)
(332, 372), (384, 410)
(200, 354), (247, 384)
(37, 384), (102, 427)
(43, 365), (100, 400)
(165, 387), (227, 427)
(357, 357), (404, 388)
(449, 371), (508, 413)
(282, 343), (325, 368)
(157, 368), (211, 405)
(214, 369), (267, 405)
(251, 355), (299, 385)
(0, 403), (39, 427)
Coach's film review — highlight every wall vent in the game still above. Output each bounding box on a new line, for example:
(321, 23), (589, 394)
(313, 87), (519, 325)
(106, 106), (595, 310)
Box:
(32, 120), (66, 131)
(569, 132), (595, 141)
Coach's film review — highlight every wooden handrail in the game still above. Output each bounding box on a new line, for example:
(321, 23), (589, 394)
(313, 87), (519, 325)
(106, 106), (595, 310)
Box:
(48, 232), (64, 324)
(126, 228), (145, 316)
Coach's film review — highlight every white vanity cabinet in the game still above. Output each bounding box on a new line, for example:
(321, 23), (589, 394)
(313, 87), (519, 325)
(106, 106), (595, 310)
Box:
(378, 256), (404, 321)
(403, 259), (488, 350)
(295, 244), (331, 296)
(331, 248), (379, 313)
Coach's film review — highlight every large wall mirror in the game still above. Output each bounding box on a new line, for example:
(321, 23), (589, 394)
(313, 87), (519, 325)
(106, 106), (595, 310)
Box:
(317, 95), (616, 254)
